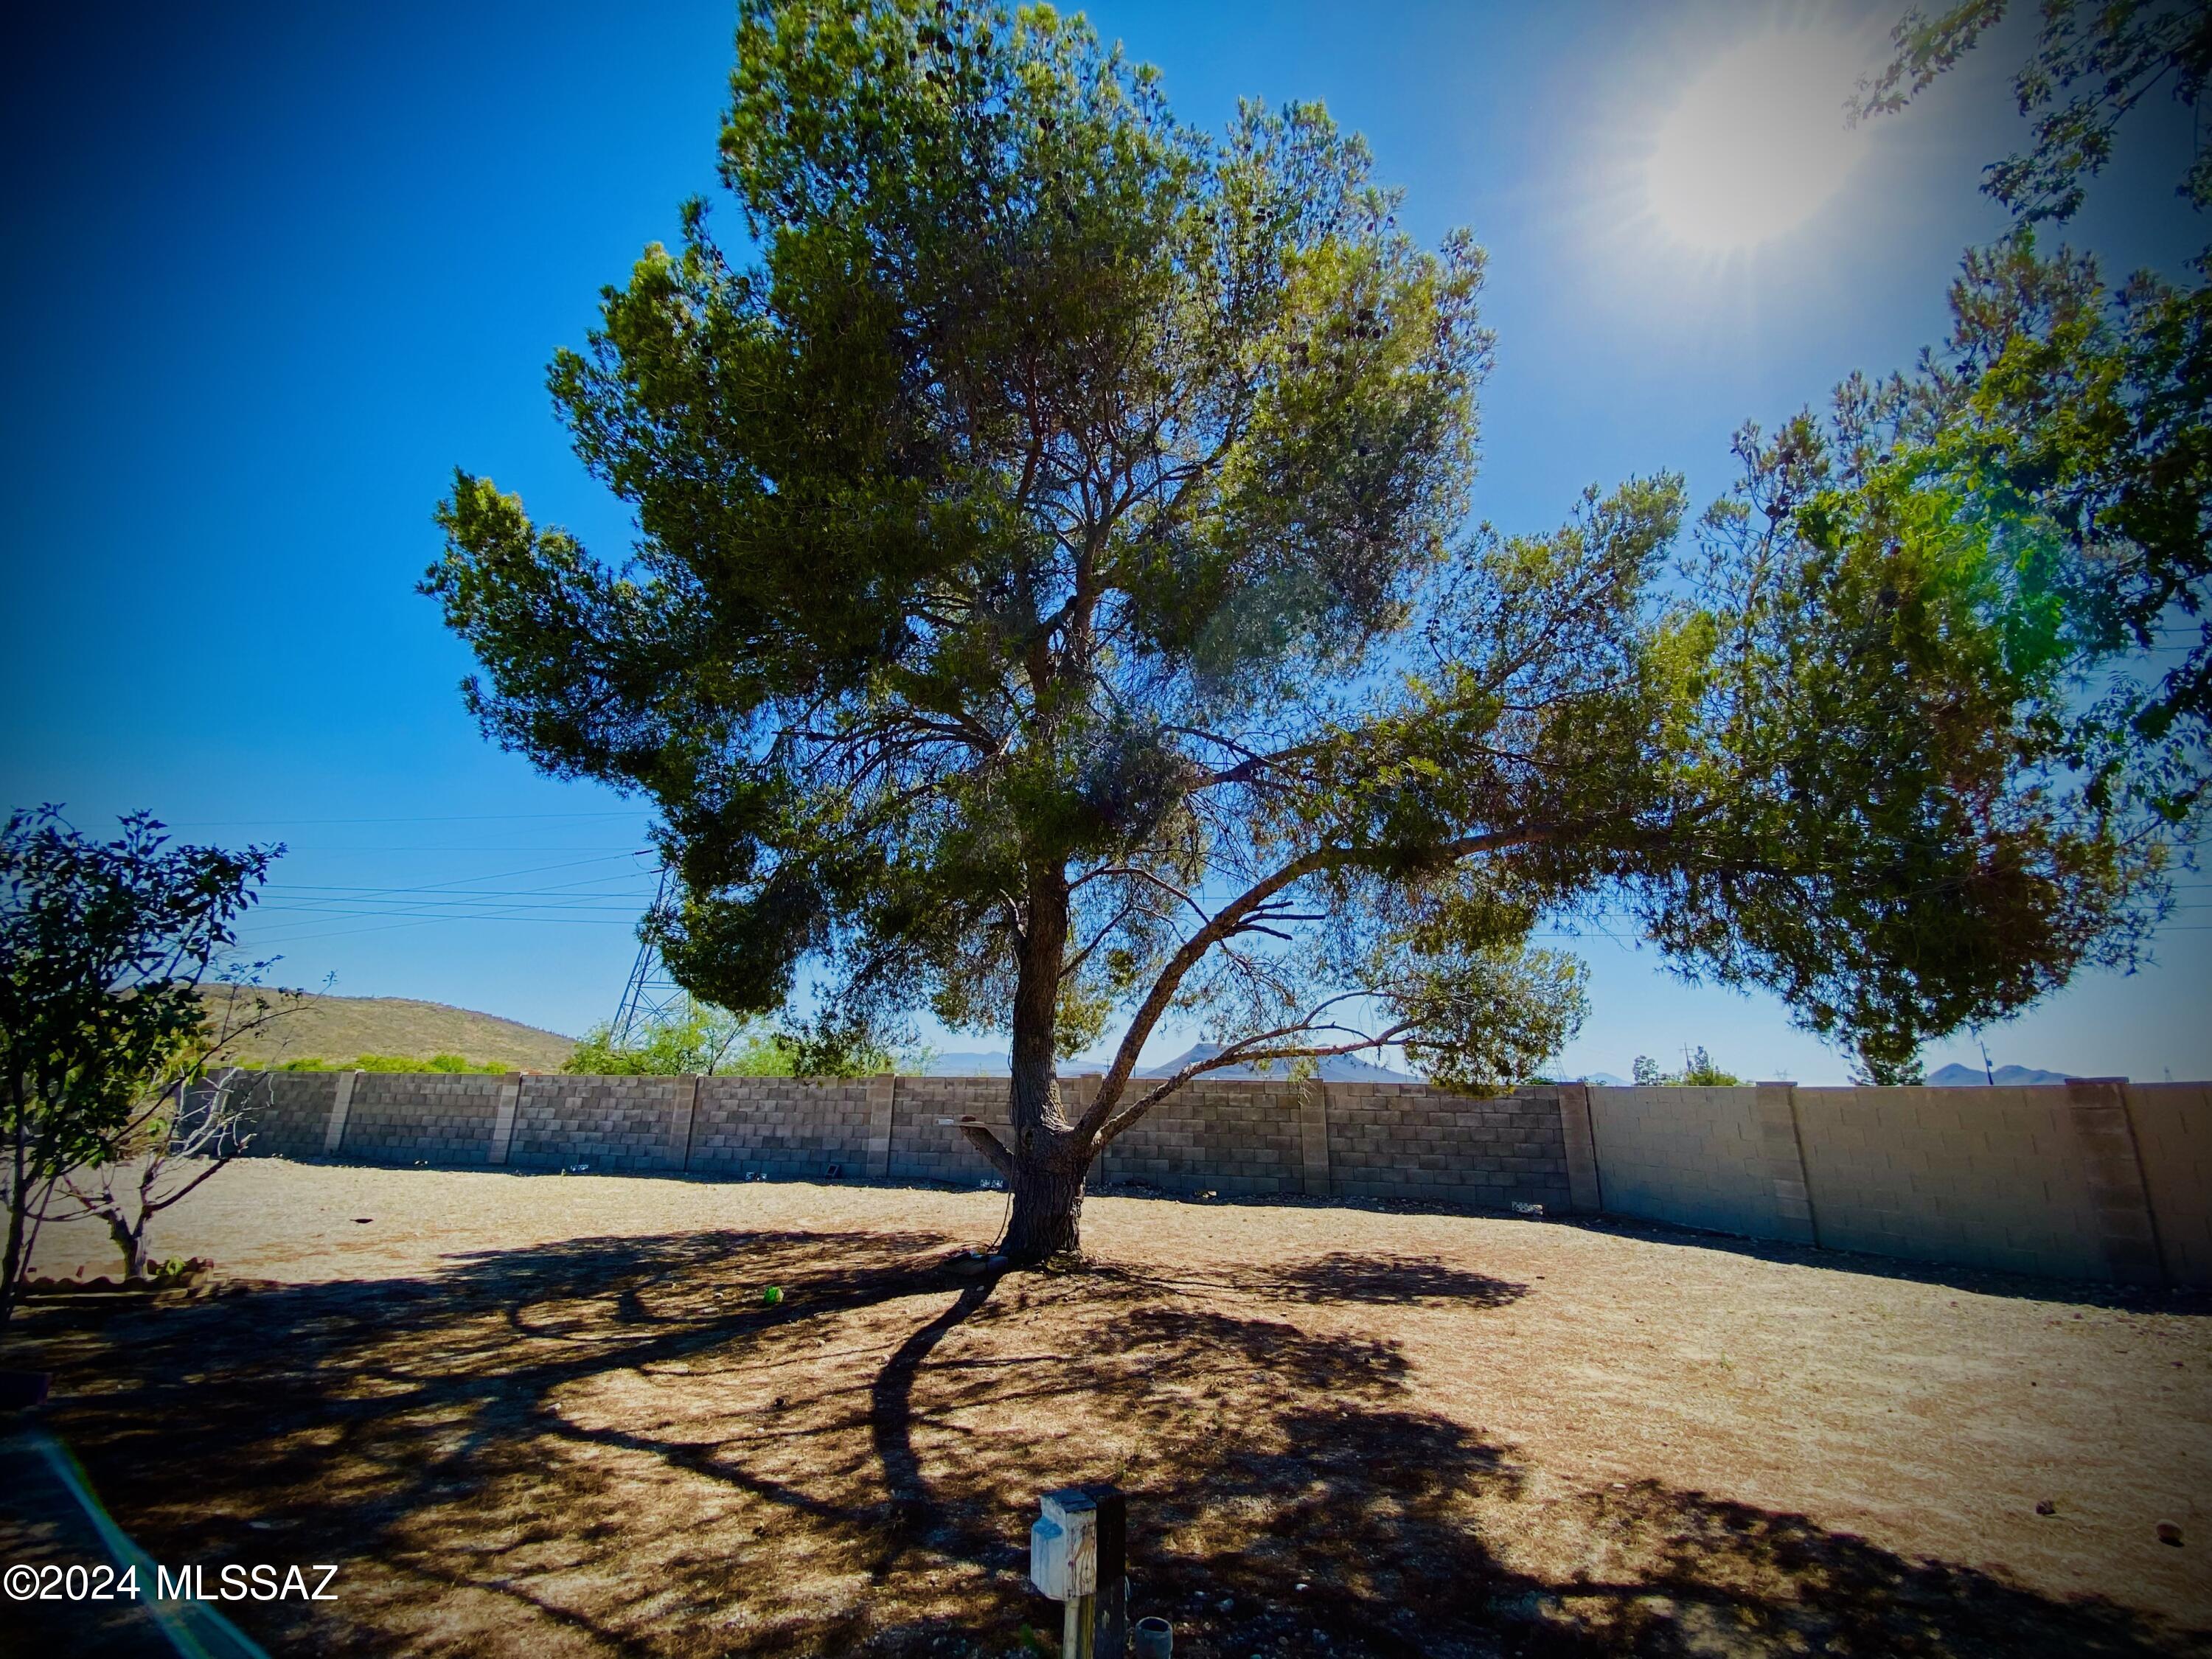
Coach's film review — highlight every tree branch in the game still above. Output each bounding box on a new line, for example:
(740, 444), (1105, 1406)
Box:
(1102, 1020), (1416, 1144)
(957, 1119), (1015, 1179)
(1073, 824), (1558, 1143)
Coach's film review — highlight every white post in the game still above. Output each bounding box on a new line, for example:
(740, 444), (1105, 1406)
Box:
(323, 1070), (360, 1156)
(1030, 1486), (1123, 1658)
(487, 1074), (523, 1166)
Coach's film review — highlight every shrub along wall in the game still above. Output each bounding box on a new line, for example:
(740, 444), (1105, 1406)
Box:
(220, 1071), (2211, 1287)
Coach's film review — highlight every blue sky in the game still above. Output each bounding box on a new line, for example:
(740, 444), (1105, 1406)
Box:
(3, 0), (2204, 1081)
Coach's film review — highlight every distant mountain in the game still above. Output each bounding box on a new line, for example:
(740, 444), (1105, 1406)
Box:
(922, 1051), (1010, 1077)
(922, 1051), (1105, 1077)
(204, 988), (575, 1071)
(1136, 1042), (1411, 1082)
(1579, 1071), (1632, 1087)
(1924, 1062), (2076, 1087)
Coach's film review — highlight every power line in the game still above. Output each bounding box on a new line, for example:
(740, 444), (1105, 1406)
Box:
(245, 852), (653, 908)
(226, 914), (636, 950)
(247, 912), (641, 931)
(262, 883), (658, 900)
(610, 864), (686, 1043)
(163, 810), (646, 827)
(232, 858), (664, 948)
(248, 910), (647, 925)
(244, 865), (664, 929)
(262, 844), (651, 854)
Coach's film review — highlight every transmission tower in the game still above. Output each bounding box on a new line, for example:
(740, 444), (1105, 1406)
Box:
(610, 863), (687, 1044)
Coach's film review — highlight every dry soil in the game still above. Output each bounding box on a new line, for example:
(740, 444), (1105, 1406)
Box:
(5, 1161), (2208, 1657)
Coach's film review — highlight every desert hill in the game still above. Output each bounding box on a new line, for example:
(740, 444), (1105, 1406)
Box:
(203, 987), (577, 1071)
(1139, 1041), (1412, 1082)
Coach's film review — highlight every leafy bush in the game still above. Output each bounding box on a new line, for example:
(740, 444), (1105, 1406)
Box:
(276, 1053), (505, 1074)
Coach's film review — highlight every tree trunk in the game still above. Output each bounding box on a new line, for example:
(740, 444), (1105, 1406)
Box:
(1, 1110), (31, 1330)
(0, 1201), (24, 1330)
(1004, 1134), (1088, 1262)
(1000, 862), (1090, 1264)
(108, 1214), (151, 1280)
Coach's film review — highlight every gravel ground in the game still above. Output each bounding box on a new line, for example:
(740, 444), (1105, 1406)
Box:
(6, 1159), (2208, 1658)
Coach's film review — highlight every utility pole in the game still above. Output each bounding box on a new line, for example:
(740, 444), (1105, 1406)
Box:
(610, 862), (686, 1046)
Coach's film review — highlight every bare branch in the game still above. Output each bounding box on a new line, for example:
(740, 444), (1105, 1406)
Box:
(957, 1119), (1015, 1180)
(1074, 823), (1559, 1143)
(1102, 1020), (1416, 1144)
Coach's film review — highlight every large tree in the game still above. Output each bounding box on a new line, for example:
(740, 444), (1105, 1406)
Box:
(428, 0), (2163, 1259)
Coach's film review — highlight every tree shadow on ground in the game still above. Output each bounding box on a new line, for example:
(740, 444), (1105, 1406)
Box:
(3, 1229), (2200, 1658)
(1248, 1251), (1528, 1307)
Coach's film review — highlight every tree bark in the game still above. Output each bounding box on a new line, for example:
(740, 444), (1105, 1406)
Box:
(1001, 861), (1088, 1264)
(107, 1214), (150, 1280)
(1004, 1138), (1088, 1261)
(0, 1111), (27, 1330)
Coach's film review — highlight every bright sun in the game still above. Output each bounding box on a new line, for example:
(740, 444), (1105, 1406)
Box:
(1646, 29), (1871, 253)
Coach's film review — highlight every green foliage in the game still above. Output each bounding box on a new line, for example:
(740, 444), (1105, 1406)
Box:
(1631, 1048), (1741, 1087)
(277, 1052), (507, 1074)
(563, 998), (784, 1076)
(557, 996), (898, 1077)
(1, 806), (279, 1324)
(423, 0), (2168, 1243)
(1709, 0), (2212, 1079)
(1856, 0), (2211, 225)
(1648, 400), (2169, 1084)
(1950, 243), (2205, 819)
(1853, 1), (2211, 824)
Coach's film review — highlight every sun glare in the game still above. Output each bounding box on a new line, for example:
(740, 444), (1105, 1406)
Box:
(1646, 29), (1871, 253)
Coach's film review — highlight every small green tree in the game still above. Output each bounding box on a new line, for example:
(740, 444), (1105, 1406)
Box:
(1631, 1048), (1740, 1087)
(565, 997), (806, 1075)
(563, 996), (917, 1076)
(427, 0), (2163, 1258)
(60, 1054), (283, 1281)
(1, 807), (279, 1325)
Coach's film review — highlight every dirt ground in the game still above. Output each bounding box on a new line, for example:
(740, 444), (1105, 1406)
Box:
(5, 1161), (2208, 1658)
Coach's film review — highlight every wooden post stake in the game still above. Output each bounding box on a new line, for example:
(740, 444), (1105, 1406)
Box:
(1034, 1486), (1127, 1658)
(1064, 1591), (1096, 1659)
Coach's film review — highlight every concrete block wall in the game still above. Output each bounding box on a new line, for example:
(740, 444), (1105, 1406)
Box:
(887, 1077), (1012, 1184)
(877, 1074), (1565, 1206)
(221, 1065), (2210, 1287)
(1586, 1085), (1810, 1243)
(2124, 1084), (2212, 1287)
(228, 1071), (341, 1161)
(340, 1073), (506, 1166)
(1587, 1079), (2208, 1288)
(507, 1075), (690, 1175)
(1790, 1085), (2124, 1281)
(1105, 1078), (1306, 1196)
(1328, 1083), (1571, 1211)
(686, 1077), (873, 1180)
